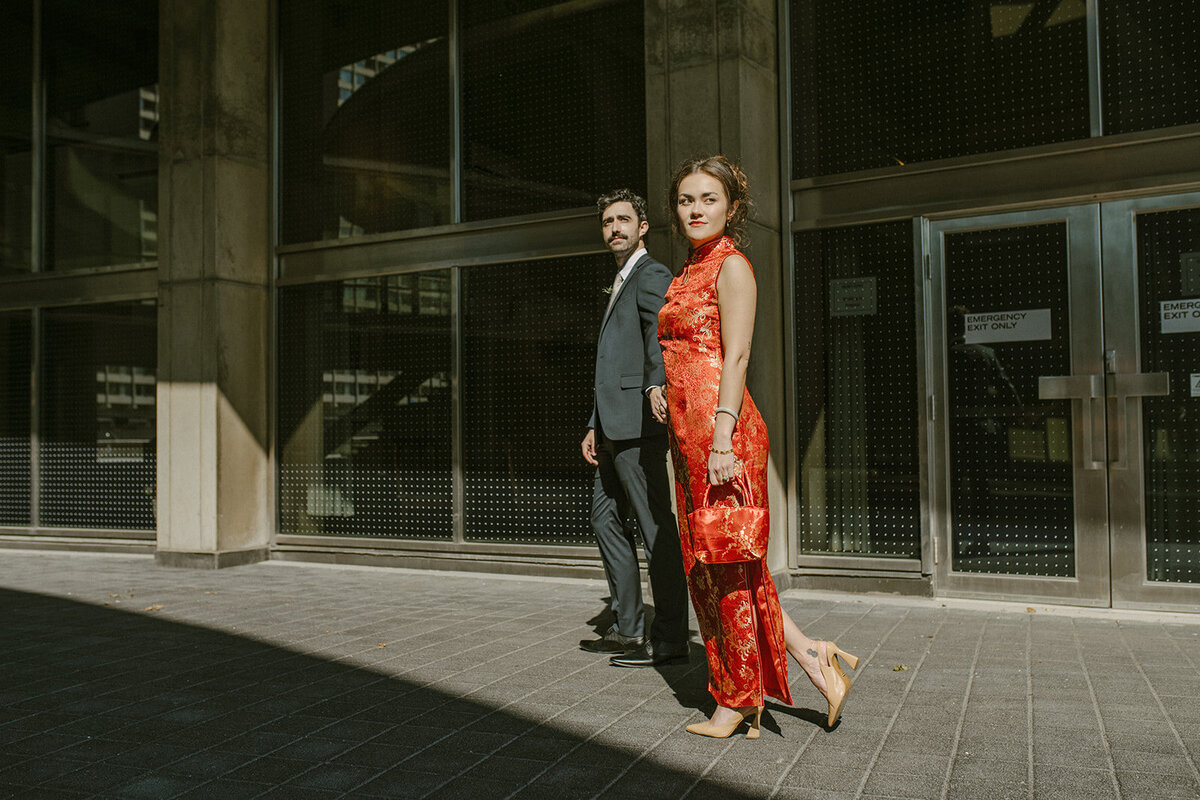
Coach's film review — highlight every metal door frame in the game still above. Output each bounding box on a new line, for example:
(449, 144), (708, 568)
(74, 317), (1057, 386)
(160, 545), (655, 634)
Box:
(1103, 191), (1200, 611)
(926, 205), (1111, 605)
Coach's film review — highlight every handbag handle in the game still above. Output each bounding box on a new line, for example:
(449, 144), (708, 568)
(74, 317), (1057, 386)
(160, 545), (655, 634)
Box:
(697, 471), (755, 510)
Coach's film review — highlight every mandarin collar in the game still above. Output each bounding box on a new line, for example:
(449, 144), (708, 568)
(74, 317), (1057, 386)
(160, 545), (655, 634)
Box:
(685, 236), (732, 265)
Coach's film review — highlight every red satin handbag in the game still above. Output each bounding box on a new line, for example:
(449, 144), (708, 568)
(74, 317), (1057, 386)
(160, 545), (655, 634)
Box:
(687, 474), (769, 564)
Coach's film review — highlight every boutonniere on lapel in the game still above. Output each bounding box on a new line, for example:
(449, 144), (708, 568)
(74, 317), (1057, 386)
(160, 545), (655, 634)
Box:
(603, 285), (613, 295)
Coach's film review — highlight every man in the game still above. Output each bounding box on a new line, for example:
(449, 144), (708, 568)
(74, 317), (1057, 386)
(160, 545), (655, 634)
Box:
(579, 189), (689, 668)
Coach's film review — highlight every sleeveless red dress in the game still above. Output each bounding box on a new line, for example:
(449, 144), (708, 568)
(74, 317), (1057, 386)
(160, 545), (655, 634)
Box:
(658, 236), (792, 708)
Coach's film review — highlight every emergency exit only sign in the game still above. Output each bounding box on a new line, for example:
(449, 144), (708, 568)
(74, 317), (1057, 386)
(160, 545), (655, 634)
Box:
(1160, 298), (1200, 334)
(963, 308), (1052, 344)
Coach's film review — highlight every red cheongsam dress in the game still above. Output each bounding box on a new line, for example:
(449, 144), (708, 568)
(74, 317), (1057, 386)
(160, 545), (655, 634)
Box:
(657, 235), (792, 708)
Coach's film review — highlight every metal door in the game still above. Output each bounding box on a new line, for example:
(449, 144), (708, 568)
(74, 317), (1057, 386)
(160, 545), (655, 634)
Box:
(927, 198), (1200, 610)
(927, 206), (1110, 605)
(1103, 194), (1200, 610)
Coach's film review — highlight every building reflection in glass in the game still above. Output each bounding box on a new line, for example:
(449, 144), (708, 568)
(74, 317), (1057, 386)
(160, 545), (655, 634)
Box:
(279, 0), (646, 241)
(0, 5), (33, 276)
(0, 312), (32, 525)
(279, 0), (452, 244)
(278, 273), (453, 538)
(44, 0), (159, 270)
(94, 365), (155, 463)
(41, 301), (157, 529)
(460, 254), (609, 545)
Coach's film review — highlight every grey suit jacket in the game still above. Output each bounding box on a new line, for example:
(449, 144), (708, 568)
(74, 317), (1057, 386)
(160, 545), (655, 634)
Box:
(588, 252), (672, 442)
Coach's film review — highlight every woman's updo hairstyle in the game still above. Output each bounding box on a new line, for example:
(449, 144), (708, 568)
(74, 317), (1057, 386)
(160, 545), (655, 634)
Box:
(667, 155), (753, 247)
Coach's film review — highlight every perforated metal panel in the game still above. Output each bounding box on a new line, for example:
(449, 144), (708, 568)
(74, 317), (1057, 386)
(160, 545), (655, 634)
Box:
(0, 5), (32, 276)
(1100, 0), (1200, 135)
(791, 0), (1090, 178)
(40, 302), (156, 529)
(460, 0), (645, 220)
(944, 224), (1074, 576)
(278, 0), (452, 244)
(794, 223), (920, 558)
(278, 274), (453, 539)
(461, 254), (610, 544)
(1135, 207), (1200, 584)
(44, 1), (158, 270)
(0, 311), (31, 525)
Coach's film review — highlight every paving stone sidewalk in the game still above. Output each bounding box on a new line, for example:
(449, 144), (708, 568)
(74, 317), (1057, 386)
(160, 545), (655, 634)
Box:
(1, 551), (1199, 800)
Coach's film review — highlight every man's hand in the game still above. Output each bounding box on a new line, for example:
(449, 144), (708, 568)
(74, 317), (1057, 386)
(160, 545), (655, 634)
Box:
(581, 429), (598, 465)
(649, 385), (668, 424)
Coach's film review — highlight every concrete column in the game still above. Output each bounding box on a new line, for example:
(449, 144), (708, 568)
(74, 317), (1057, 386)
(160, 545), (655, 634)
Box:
(645, 0), (789, 573)
(155, 0), (271, 568)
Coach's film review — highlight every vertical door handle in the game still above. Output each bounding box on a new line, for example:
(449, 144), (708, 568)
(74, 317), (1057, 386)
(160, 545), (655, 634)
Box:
(1038, 374), (1105, 469)
(1106, 372), (1170, 470)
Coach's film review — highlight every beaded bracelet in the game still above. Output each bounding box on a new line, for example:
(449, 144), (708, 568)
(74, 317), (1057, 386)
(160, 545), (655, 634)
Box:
(710, 445), (734, 455)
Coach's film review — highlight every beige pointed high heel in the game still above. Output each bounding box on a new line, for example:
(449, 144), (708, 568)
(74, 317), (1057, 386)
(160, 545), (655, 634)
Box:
(685, 706), (763, 739)
(818, 641), (859, 726)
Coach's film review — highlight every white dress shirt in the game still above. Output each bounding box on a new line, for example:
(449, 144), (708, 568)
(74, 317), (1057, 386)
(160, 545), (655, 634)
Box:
(611, 247), (647, 304)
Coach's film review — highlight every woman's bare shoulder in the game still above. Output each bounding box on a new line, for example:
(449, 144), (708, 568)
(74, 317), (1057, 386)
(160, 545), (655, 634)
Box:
(717, 252), (755, 282)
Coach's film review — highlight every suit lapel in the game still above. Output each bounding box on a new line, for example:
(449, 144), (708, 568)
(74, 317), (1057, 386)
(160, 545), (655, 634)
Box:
(600, 253), (648, 333)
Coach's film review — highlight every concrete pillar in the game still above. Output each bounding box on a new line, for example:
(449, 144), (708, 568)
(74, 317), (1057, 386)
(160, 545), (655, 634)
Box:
(645, 0), (789, 573)
(155, 0), (271, 568)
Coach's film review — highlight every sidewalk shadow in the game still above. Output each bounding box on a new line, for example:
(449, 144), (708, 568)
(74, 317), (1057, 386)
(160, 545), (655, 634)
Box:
(0, 587), (769, 799)
(584, 595), (616, 634)
(655, 642), (711, 713)
(762, 704), (836, 733)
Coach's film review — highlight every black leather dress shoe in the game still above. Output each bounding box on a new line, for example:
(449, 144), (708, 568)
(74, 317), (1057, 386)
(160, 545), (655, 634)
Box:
(580, 626), (644, 654)
(609, 640), (690, 668)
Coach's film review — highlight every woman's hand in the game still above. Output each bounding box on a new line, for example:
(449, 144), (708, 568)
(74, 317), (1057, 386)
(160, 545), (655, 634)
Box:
(707, 451), (740, 485)
(649, 385), (668, 423)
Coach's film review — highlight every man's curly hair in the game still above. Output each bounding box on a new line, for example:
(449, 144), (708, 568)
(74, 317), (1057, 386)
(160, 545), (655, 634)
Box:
(596, 188), (648, 224)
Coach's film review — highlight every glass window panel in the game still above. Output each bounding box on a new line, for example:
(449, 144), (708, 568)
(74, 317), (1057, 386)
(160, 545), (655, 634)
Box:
(0, 311), (32, 526)
(44, 1), (159, 270)
(278, 0), (451, 245)
(791, 0), (1090, 178)
(461, 254), (610, 543)
(40, 301), (157, 529)
(0, 5), (32, 276)
(1100, 0), (1200, 135)
(277, 273), (453, 539)
(943, 224), (1074, 577)
(1135, 207), (1200, 584)
(795, 223), (920, 558)
(460, 0), (645, 221)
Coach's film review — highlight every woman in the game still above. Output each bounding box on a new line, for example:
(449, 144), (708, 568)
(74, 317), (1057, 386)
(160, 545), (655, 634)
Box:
(653, 155), (858, 738)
